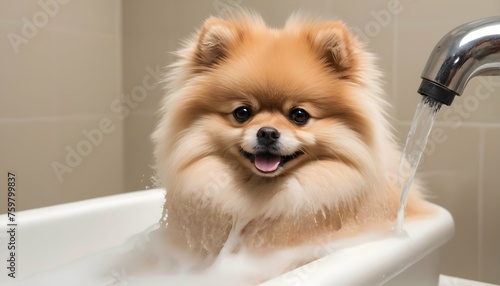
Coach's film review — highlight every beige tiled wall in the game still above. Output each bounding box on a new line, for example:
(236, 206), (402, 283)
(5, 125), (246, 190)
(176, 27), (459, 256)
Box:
(0, 0), (123, 212)
(2, 0), (499, 284)
(392, 1), (500, 283)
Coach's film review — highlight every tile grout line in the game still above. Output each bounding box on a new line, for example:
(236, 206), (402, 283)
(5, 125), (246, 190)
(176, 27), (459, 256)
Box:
(398, 120), (500, 129)
(0, 114), (119, 123)
(477, 127), (485, 280)
(392, 7), (399, 112)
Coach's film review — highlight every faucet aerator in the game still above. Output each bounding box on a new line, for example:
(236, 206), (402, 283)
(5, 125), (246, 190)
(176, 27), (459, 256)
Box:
(418, 79), (458, 106)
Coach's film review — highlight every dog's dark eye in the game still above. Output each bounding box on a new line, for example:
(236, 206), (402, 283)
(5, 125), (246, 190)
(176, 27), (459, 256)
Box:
(289, 108), (309, 125)
(233, 106), (252, 122)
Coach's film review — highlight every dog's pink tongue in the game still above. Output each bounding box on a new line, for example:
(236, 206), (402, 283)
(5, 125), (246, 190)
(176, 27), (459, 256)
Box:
(254, 153), (281, 172)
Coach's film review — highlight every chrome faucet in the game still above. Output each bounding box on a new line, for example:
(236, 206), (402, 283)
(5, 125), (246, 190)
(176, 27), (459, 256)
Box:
(418, 16), (500, 105)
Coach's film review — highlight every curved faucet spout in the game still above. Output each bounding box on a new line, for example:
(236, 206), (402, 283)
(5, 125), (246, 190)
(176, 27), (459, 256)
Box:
(418, 16), (500, 105)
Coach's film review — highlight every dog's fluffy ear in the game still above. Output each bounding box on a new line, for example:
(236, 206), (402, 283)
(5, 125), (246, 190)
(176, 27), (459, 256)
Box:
(308, 22), (354, 73)
(194, 17), (239, 67)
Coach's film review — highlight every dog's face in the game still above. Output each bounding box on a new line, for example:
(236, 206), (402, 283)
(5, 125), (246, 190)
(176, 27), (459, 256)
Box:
(163, 16), (377, 180)
(236, 107), (309, 177)
(224, 77), (366, 179)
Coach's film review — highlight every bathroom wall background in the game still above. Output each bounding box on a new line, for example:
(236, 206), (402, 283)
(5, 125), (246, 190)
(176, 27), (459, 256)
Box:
(0, 0), (124, 213)
(1, 0), (499, 284)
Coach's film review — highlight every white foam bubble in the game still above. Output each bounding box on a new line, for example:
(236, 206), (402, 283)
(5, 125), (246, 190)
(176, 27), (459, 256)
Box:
(11, 221), (393, 286)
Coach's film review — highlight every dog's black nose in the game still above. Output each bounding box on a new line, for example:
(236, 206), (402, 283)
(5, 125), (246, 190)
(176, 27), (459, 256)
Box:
(257, 127), (280, 145)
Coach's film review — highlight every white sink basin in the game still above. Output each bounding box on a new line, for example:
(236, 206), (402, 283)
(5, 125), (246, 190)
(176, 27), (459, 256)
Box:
(0, 189), (454, 286)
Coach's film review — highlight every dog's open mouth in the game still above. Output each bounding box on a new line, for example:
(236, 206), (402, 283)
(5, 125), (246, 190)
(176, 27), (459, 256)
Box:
(239, 148), (304, 173)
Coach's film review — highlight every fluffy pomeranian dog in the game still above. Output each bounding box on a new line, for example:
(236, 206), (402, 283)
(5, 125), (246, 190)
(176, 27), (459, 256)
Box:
(152, 12), (430, 257)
